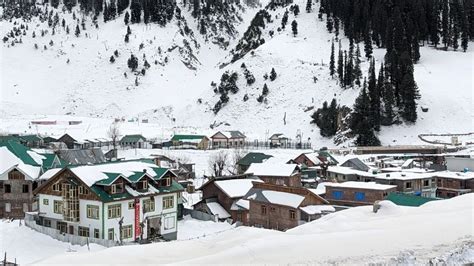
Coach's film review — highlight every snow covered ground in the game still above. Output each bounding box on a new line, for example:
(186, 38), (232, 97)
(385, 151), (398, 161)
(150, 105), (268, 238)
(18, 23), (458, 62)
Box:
(0, 216), (233, 264)
(32, 194), (474, 265)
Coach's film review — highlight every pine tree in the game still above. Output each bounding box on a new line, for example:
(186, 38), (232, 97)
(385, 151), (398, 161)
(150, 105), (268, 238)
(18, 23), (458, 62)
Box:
(326, 14), (333, 33)
(306, 0), (312, 13)
(110, 55), (115, 63)
(363, 24), (373, 59)
(400, 67), (419, 123)
(75, 25), (80, 37)
(441, 0), (450, 50)
(262, 83), (269, 96)
(192, 0), (200, 18)
(127, 25), (132, 35)
(367, 59), (381, 131)
(124, 11), (130, 25)
(125, 34), (129, 43)
(329, 98), (338, 135)
(337, 42), (344, 86)
(294, 5), (300, 16)
(270, 68), (277, 81)
(128, 54), (138, 71)
(381, 63), (395, 125)
(350, 80), (381, 146)
(291, 20), (298, 36)
(353, 44), (362, 86)
(329, 40), (335, 77)
(281, 11), (289, 29)
(130, 0), (141, 23)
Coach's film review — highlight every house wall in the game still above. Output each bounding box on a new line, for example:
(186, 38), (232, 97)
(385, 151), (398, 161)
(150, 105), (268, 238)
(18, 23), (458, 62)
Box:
(0, 170), (36, 218)
(248, 200), (299, 231)
(325, 186), (397, 206)
(258, 174), (301, 187)
(435, 177), (473, 198)
(293, 154), (318, 167)
(375, 177), (436, 197)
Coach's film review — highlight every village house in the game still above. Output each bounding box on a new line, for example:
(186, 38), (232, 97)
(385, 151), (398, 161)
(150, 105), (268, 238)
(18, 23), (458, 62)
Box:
(324, 182), (397, 206)
(55, 148), (106, 166)
(433, 171), (474, 198)
(194, 174), (261, 224)
(210, 131), (246, 149)
(236, 152), (273, 174)
(340, 158), (371, 172)
(290, 150), (339, 177)
(385, 192), (440, 207)
(373, 172), (437, 198)
(0, 141), (62, 218)
(445, 156), (474, 172)
(170, 134), (209, 150)
(57, 134), (85, 149)
(0, 134), (44, 148)
(244, 182), (332, 231)
(245, 160), (301, 187)
(34, 161), (184, 242)
(326, 166), (376, 182)
(269, 133), (289, 148)
(120, 134), (149, 149)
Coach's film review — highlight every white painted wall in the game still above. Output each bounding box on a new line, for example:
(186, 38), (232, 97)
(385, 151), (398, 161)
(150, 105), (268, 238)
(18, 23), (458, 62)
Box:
(38, 194), (63, 220)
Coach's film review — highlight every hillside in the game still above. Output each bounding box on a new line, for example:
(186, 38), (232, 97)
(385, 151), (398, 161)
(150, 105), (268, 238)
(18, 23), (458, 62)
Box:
(1, 0), (473, 146)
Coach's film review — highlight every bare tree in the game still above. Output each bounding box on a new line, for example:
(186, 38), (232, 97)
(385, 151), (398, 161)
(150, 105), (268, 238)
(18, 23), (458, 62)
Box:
(208, 151), (229, 177)
(228, 149), (246, 175)
(107, 122), (121, 154)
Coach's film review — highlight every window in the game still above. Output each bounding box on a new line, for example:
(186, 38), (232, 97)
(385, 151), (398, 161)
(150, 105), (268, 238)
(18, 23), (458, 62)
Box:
(5, 203), (11, 212)
(79, 186), (84, 194)
(143, 199), (155, 213)
(423, 180), (430, 187)
(108, 204), (121, 219)
(53, 200), (63, 214)
(108, 228), (114, 240)
(43, 199), (49, 205)
(128, 201), (135, 210)
(355, 192), (366, 201)
(137, 180), (148, 190)
(270, 207), (276, 212)
(87, 205), (100, 219)
(22, 184), (29, 193)
(332, 190), (343, 200)
(53, 183), (62, 192)
(163, 196), (174, 209)
(164, 217), (175, 230)
(43, 219), (51, 227)
(161, 177), (171, 187)
(261, 205), (267, 215)
(111, 183), (123, 194)
(289, 210), (296, 220)
(94, 229), (100, 239)
(78, 226), (90, 237)
(4, 184), (11, 193)
(405, 182), (412, 189)
(121, 225), (133, 239)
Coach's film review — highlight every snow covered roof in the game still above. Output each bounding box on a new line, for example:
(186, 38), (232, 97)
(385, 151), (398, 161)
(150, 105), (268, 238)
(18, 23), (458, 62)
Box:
(433, 171), (474, 180)
(0, 147), (42, 180)
(215, 178), (263, 198)
(308, 182), (328, 195)
(212, 131), (246, 139)
(300, 205), (336, 215)
(206, 202), (231, 219)
(70, 161), (169, 187)
(246, 190), (305, 208)
(375, 172), (435, 181)
(245, 162), (298, 177)
(38, 168), (62, 181)
(325, 182), (397, 190)
(303, 152), (322, 165)
(327, 166), (376, 177)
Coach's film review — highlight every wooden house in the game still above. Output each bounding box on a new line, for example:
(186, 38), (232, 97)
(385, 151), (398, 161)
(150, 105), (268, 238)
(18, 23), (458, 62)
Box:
(170, 134), (209, 150)
(57, 134), (84, 149)
(244, 182), (332, 231)
(374, 172), (437, 198)
(236, 152), (273, 174)
(340, 158), (370, 172)
(433, 171), (474, 198)
(210, 131), (246, 149)
(324, 182), (397, 206)
(194, 174), (260, 224)
(245, 161), (301, 187)
(120, 134), (149, 149)
(34, 161), (184, 242)
(269, 133), (289, 148)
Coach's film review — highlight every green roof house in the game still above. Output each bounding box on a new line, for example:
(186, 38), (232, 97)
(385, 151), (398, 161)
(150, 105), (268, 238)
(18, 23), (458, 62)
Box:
(120, 134), (149, 149)
(385, 192), (441, 207)
(170, 134), (209, 150)
(236, 152), (273, 174)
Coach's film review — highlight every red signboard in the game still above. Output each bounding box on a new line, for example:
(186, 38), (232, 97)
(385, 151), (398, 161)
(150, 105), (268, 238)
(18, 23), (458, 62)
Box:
(134, 199), (140, 238)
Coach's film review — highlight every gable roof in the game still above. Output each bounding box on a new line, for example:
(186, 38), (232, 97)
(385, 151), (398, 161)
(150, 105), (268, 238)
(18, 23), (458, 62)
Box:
(325, 181), (397, 190)
(341, 158), (370, 172)
(0, 140), (42, 166)
(214, 178), (263, 198)
(246, 189), (305, 208)
(57, 148), (106, 165)
(385, 193), (440, 207)
(245, 161), (299, 177)
(171, 135), (208, 141)
(120, 134), (146, 143)
(0, 147), (42, 179)
(212, 131), (246, 139)
(237, 152), (273, 166)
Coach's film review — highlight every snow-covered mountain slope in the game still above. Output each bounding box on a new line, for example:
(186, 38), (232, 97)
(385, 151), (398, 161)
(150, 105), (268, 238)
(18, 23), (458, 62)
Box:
(1, 0), (473, 146)
(36, 194), (474, 264)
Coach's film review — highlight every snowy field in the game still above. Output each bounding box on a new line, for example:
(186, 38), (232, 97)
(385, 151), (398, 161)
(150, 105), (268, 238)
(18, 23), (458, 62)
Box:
(0, 216), (233, 264)
(31, 194), (474, 265)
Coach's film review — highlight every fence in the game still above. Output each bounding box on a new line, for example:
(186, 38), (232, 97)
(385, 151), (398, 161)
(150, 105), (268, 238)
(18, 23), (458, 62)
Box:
(244, 140), (312, 150)
(182, 209), (217, 222)
(24, 213), (117, 248)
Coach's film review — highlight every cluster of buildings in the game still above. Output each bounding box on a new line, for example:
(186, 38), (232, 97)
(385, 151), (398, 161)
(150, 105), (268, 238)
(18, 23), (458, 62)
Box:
(1, 132), (473, 246)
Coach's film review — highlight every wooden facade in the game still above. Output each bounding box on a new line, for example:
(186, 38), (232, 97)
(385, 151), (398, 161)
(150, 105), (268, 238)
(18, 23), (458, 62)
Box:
(325, 183), (397, 206)
(435, 176), (474, 198)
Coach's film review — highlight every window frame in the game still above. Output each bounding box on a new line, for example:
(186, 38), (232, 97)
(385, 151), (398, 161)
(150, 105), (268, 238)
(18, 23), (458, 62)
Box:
(261, 205), (267, 215)
(53, 200), (63, 214)
(78, 226), (90, 237)
(87, 205), (100, 220)
(4, 184), (11, 193)
(163, 196), (174, 209)
(289, 209), (296, 220)
(143, 199), (155, 213)
(43, 199), (49, 205)
(108, 204), (122, 219)
(22, 184), (29, 193)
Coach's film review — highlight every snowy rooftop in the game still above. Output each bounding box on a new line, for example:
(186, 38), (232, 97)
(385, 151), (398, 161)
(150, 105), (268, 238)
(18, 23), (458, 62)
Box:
(327, 166), (376, 177)
(325, 182), (397, 190)
(247, 190), (305, 208)
(206, 202), (231, 219)
(245, 161), (298, 177)
(70, 161), (164, 187)
(432, 171), (474, 180)
(304, 152), (322, 165)
(375, 172), (435, 181)
(215, 178), (263, 198)
(38, 168), (62, 181)
(308, 182), (328, 195)
(0, 147), (42, 180)
(300, 205), (336, 215)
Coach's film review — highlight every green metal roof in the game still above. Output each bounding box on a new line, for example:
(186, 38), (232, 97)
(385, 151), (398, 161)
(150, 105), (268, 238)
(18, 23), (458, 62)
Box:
(151, 167), (171, 180)
(127, 171), (148, 182)
(95, 172), (123, 186)
(385, 193), (441, 207)
(0, 140), (41, 166)
(171, 134), (207, 141)
(20, 135), (43, 142)
(91, 180), (184, 202)
(237, 152), (273, 166)
(120, 134), (146, 143)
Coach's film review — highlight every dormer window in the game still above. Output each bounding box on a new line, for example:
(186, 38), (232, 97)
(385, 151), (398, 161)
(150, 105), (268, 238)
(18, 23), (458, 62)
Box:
(111, 183), (123, 194)
(161, 177), (171, 187)
(137, 180), (148, 191)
